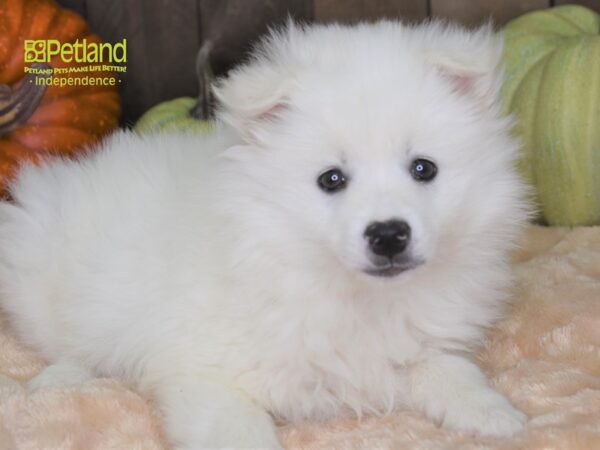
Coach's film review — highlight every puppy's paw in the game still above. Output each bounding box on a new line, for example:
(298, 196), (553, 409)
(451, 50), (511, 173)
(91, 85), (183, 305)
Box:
(215, 411), (282, 450)
(172, 409), (282, 450)
(441, 390), (527, 438)
(159, 377), (282, 450)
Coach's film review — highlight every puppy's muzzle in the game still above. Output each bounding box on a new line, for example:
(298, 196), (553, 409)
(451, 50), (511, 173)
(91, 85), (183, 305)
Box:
(364, 219), (411, 259)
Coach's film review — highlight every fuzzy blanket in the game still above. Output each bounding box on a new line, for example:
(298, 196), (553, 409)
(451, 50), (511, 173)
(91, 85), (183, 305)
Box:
(0, 226), (599, 450)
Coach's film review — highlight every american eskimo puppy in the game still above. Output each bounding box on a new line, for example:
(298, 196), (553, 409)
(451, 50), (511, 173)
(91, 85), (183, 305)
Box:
(0, 20), (529, 449)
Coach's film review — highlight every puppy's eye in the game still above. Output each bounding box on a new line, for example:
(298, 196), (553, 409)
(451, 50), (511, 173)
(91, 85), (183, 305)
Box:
(318, 168), (347, 193)
(410, 158), (437, 182)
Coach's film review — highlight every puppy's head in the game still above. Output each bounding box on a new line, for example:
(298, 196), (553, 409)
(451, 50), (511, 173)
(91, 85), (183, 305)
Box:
(214, 22), (529, 283)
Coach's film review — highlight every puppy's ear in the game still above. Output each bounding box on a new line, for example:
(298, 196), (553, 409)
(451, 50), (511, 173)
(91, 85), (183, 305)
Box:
(213, 24), (301, 144)
(421, 23), (504, 109)
(213, 66), (293, 143)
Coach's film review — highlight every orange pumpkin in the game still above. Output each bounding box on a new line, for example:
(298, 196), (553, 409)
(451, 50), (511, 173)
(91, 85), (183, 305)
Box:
(0, 0), (121, 194)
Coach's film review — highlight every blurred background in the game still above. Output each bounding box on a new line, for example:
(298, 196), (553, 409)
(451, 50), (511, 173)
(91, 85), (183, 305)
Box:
(57, 0), (599, 126)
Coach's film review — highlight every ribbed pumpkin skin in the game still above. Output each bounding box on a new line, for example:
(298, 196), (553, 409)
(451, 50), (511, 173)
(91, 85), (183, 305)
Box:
(502, 5), (600, 226)
(0, 0), (120, 193)
(134, 97), (213, 134)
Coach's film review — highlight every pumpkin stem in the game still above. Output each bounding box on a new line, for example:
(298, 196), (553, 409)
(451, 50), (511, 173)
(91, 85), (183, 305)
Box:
(190, 41), (215, 120)
(0, 63), (52, 137)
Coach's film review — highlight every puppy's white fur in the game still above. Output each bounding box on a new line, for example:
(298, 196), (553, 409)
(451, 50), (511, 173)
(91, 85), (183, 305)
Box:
(0, 21), (529, 449)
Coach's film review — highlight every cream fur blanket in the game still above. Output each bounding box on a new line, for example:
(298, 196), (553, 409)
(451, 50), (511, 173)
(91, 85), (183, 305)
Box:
(0, 226), (599, 450)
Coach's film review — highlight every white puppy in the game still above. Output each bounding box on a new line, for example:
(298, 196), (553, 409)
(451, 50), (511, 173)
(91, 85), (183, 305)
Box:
(0, 21), (529, 449)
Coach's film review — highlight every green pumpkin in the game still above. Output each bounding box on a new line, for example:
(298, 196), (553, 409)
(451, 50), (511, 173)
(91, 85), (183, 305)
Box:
(134, 97), (214, 134)
(502, 5), (600, 226)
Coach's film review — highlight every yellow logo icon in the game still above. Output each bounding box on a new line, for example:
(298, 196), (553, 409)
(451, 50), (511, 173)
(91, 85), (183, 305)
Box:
(24, 40), (50, 63)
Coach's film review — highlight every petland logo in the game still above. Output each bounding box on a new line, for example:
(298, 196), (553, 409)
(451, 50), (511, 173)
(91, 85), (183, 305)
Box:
(24, 39), (127, 64)
(23, 39), (127, 88)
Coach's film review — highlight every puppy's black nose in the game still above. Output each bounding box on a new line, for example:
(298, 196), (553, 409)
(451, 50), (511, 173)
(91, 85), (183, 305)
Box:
(364, 220), (411, 259)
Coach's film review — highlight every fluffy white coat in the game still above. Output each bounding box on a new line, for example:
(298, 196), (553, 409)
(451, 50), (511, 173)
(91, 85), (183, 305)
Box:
(0, 21), (530, 449)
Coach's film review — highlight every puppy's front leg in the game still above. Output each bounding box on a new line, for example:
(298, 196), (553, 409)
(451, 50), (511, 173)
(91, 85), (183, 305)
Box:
(408, 351), (526, 437)
(151, 376), (281, 450)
